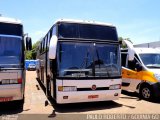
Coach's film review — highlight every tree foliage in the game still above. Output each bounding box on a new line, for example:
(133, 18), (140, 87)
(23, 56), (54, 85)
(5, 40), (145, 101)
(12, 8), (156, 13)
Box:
(119, 37), (132, 48)
(25, 40), (40, 60)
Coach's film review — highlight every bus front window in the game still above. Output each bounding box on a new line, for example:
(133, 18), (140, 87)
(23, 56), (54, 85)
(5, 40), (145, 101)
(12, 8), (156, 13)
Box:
(140, 54), (160, 68)
(57, 42), (121, 78)
(0, 36), (22, 67)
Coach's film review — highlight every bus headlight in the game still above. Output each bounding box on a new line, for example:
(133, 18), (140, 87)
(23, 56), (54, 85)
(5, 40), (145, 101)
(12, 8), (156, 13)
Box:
(109, 84), (121, 90)
(154, 74), (160, 82)
(58, 86), (77, 92)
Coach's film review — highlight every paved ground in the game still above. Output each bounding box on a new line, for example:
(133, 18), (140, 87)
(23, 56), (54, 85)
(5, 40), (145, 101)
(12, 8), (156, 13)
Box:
(0, 71), (160, 120)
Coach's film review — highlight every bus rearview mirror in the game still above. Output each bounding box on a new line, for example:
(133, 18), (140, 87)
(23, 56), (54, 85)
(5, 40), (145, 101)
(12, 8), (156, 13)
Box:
(49, 35), (58, 59)
(26, 37), (32, 51)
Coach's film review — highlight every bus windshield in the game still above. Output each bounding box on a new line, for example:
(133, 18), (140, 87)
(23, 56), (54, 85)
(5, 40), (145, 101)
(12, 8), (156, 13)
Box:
(58, 23), (118, 41)
(0, 36), (22, 67)
(140, 54), (160, 68)
(57, 42), (121, 78)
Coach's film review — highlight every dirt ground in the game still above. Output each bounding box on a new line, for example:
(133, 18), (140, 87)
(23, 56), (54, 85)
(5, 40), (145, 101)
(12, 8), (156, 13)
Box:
(0, 71), (160, 120)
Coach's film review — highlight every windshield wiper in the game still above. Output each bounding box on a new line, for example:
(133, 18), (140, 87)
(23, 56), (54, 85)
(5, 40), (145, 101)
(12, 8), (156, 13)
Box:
(75, 50), (91, 78)
(95, 48), (111, 77)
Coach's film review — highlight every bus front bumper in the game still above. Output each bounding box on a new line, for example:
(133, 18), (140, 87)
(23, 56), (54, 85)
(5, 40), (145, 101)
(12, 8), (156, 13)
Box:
(56, 89), (121, 104)
(0, 84), (23, 102)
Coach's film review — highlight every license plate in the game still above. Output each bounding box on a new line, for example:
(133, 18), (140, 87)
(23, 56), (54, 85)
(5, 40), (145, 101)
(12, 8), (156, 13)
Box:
(0, 97), (13, 102)
(88, 95), (99, 99)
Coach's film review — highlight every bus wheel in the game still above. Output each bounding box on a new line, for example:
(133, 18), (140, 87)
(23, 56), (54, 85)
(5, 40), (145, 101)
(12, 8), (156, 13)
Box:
(14, 97), (24, 108)
(140, 84), (153, 100)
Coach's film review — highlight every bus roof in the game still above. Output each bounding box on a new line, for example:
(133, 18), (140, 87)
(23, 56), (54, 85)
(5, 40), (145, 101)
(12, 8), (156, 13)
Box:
(0, 16), (22, 24)
(54, 19), (114, 27)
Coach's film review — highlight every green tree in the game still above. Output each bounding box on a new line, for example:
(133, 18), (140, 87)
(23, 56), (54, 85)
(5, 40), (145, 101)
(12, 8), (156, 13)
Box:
(25, 40), (40, 60)
(119, 37), (132, 48)
(118, 37), (123, 42)
(25, 51), (33, 59)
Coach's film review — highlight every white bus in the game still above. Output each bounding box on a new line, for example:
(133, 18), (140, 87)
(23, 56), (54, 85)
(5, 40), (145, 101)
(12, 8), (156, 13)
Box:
(0, 16), (32, 104)
(36, 19), (121, 104)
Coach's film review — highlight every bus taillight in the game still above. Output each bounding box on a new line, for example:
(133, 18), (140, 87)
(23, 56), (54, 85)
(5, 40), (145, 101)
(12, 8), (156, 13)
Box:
(18, 78), (22, 84)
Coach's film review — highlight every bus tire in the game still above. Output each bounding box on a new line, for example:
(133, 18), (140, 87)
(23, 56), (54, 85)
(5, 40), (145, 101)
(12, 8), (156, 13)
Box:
(140, 84), (153, 101)
(14, 98), (24, 108)
(19, 95), (25, 105)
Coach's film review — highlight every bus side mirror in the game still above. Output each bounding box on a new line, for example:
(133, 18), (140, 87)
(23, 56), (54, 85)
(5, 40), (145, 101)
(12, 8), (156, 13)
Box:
(49, 35), (58, 59)
(26, 37), (32, 51)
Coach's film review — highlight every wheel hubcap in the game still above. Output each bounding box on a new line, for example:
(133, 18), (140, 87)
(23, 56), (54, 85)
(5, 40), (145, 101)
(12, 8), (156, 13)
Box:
(142, 88), (150, 98)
